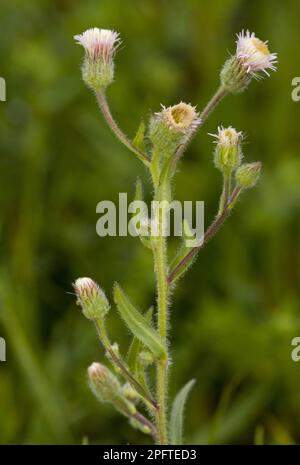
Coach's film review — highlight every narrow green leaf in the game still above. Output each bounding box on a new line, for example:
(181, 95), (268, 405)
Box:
(127, 307), (153, 374)
(114, 284), (166, 361)
(170, 379), (196, 445)
(127, 308), (154, 401)
(132, 121), (146, 152)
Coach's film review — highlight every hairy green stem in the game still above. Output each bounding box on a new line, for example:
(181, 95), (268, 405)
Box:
(153, 203), (169, 444)
(218, 173), (231, 215)
(200, 85), (227, 123)
(96, 92), (150, 166)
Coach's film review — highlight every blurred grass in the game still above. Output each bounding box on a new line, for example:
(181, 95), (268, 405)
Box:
(0, 0), (300, 444)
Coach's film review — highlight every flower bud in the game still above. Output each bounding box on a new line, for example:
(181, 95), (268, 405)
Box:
(129, 418), (151, 435)
(122, 383), (139, 401)
(235, 162), (262, 189)
(149, 102), (201, 154)
(221, 30), (277, 94)
(74, 28), (121, 91)
(210, 126), (243, 175)
(74, 277), (110, 320)
(88, 362), (136, 416)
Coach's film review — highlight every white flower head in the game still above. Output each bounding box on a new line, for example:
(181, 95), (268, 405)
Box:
(74, 28), (121, 62)
(236, 30), (277, 77)
(209, 126), (243, 148)
(159, 102), (201, 134)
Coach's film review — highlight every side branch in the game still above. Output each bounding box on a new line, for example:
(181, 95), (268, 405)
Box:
(199, 85), (227, 124)
(167, 186), (241, 284)
(94, 318), (158, 410)
(133, 411), (158, 443)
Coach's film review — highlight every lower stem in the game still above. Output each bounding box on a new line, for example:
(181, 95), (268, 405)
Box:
(154, 218), (169, 444)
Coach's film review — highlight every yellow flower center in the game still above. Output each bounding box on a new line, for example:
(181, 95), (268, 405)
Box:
(168, 103), (196, 130)
(251, 38), (269, 56)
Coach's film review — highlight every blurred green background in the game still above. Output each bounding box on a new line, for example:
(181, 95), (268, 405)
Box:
(0, 0), (300, 445)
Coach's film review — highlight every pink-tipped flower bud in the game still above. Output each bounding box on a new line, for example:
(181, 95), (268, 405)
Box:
(74, 277), (110, 320)
(88, 362), (136, 416)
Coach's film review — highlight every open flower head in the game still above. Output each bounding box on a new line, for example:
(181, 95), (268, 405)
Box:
(74, 28), (121, 90)
(160, 102), (201, 134)
(210, 126), (243, 148)
(236, 30), (277, 77)
(74, 28), (121, 62)
(149, 102), (201, 154)
(221, 30), (277, 93)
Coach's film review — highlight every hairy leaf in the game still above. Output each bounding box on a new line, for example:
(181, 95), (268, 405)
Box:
(114, 284), (166, 360)
(170, 379), (196, 445)
(127, 306), (153, 374)
(132, 120), (146, 152)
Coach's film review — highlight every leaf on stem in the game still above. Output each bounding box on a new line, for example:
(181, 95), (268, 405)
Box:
(155, 156), (174, 202)
(127, 306), (153, 374)
(132, 120), (146, 152)
(170, 379), (196, 445)
(114, 284), (167, 361)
